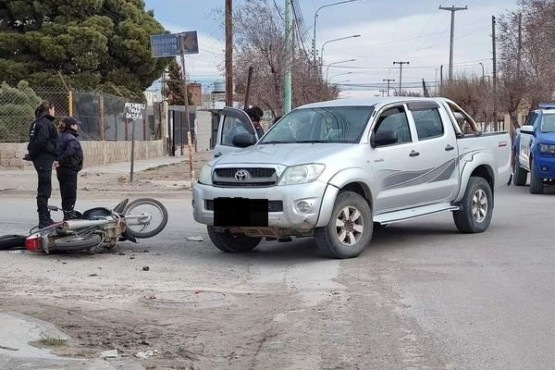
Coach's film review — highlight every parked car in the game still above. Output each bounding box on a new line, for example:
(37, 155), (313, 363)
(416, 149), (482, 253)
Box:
(513, 103), (555, 193)
(193, 97), (512, 258)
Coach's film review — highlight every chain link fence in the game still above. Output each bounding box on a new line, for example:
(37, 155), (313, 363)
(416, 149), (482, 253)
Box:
(0, 85), (161, 143)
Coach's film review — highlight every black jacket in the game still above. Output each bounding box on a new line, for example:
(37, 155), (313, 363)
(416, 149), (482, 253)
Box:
(27, 114), (58, 160)
(57, 129), (83, 172)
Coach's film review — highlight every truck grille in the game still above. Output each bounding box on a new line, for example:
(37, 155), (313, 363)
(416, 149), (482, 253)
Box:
(213, 167), (278, 186)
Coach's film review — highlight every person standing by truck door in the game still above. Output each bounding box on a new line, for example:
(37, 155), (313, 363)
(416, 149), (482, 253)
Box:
(54, 117), (84, 220)
(24, 101), (58, 228)
(245, 106), (265, 138)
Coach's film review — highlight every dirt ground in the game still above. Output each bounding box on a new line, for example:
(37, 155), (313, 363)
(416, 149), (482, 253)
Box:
(78, 150), (214, 196)
(0, 150), (214, 199)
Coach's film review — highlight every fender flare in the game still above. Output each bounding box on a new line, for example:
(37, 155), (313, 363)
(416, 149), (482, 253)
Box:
(455, 152), (495, 203)
(316, 168), (373, 227)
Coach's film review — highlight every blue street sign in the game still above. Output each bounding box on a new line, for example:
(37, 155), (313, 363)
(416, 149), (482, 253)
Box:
(150, 34), (180, 58)
(150, 31), (200, 57)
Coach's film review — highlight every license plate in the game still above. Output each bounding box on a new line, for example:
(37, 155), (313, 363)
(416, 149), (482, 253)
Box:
(213, 198), (268, 227)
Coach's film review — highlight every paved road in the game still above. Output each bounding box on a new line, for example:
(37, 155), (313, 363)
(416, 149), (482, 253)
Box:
(0, 184), (554, 369)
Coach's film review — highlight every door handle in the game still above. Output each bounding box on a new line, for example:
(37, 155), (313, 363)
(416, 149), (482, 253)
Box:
(409, 150), (420, 157)
(445, 144), (455, 151)
(214, 152), (222, 157)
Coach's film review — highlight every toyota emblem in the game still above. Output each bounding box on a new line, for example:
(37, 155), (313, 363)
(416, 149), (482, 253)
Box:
(234, 169), (250, 181)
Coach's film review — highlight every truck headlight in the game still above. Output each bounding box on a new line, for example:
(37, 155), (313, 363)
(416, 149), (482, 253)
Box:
(539, 144), (555, 154)
(198, 164), (213, 185)
(278, 164), (325, 185)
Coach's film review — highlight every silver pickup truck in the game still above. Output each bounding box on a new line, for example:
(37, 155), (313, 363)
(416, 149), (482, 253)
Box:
(193, 97), (512, 258)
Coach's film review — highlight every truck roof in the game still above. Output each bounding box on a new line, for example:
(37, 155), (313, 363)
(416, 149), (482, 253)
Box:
(298, 96), (452, 109)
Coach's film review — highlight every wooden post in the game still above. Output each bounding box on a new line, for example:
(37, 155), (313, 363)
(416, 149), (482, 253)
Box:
(99, 95), (105, 141)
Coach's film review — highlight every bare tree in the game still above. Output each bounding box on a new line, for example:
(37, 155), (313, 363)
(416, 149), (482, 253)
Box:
(231, 0), (334, 117)
(497, 0), (555, 126)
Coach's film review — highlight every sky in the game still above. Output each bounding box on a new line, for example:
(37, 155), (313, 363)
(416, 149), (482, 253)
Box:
(144, 0), (518, 98)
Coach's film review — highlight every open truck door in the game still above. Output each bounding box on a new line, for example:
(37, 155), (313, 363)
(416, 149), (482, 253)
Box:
(214, 107), (258, 158)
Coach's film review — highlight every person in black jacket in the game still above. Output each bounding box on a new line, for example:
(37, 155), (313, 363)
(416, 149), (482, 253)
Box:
(25, 101), (58, 228)
(245, 106), (265, 138)
(54, 117), (84, 220)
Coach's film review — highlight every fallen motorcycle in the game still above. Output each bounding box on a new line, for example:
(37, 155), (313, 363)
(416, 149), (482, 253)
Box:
(24, 198), (168, 254)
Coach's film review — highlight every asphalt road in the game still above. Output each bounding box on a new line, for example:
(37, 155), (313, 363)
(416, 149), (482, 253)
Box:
(0, 184), (554, 369)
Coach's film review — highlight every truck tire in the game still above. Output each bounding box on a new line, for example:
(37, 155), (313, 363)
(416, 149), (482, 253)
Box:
(314, 191), (372, 259)
(453, 176), (493, 233)
(529, 162), (544, 194)
(207, 226), (261, 253)
(512, 157), (528, 186)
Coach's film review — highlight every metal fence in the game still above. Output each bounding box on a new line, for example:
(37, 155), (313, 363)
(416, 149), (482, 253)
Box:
(0, 86), (161, 143)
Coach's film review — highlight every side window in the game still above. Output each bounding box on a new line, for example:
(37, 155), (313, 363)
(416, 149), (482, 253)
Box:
(412, 108), (444, 140)
(221, 116), (249, 146)
(523, 112), (537, 128)
(374, 106), (411, 144)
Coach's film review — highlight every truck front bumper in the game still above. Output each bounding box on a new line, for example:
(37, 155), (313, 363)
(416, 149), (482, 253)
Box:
(192, 181), (337, 231)
(534, 154), (555, 179)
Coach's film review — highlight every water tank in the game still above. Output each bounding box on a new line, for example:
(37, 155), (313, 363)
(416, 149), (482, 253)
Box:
(212, 81), (225, 93)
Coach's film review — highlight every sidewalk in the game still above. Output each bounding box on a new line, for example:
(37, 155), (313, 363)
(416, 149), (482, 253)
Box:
(0, 312), (146, 369)
(0, 151), (214, 198)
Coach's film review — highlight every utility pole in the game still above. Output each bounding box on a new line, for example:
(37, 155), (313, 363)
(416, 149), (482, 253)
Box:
(440, 5), (467, 81)
(383, 78), (395, 97)
(393, 61), (409, 96)
(225, 0), (233, 106)
(517, 12), (522, 79)
(284, 0), (292, 114)
(492, 15), (497, 130)
(440, 64), (443, 95)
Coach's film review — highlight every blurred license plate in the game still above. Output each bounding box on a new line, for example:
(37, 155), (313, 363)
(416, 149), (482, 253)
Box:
(214, 198), (268, 227)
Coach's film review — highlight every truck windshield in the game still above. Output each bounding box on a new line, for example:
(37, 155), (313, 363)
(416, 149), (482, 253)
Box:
(260, 106), (374, 144)
(541, 114), (555, 132)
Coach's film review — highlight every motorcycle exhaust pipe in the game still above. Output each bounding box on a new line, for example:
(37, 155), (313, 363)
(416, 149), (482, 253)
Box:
(62, 219), (112, 231)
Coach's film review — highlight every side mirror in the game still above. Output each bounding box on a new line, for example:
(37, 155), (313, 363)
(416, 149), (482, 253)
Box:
(372, 130), (398, 147)
(520, 125), (534, 135)
(232, 133), (257, 148)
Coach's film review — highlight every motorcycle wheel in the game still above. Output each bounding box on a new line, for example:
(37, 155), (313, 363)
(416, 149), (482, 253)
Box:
(0, 234), (27, 250)
(52, 234), (102, 252)
(123, 198), (169, 239)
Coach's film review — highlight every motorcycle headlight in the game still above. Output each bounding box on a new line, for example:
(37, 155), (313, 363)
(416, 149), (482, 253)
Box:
(198, 164), (213, 185)
(278, 164), (325, 185)
(539, 143), (555, 154)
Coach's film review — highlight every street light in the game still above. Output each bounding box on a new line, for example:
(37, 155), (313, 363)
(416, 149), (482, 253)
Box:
(479, 62), (485, 82)
(325, 58), (356, 82)
(329, 72), (353, 82)
(320, 35), (361, 65)
(312, 0), (360, 64)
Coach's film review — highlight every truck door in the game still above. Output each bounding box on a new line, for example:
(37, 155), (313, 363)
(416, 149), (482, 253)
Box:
(213, 107), (258, 158)
(407, 101), (458, 203)
(518, 112), (538, 171)
(371, 104), (425, 212)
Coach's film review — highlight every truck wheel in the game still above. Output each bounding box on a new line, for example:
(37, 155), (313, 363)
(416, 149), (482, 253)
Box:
(314, 191), (372, 259)
(453, 176), (493, 233)
(529, 162), (544, 194)
(207, 226), (261, 253)
(513, 157), (528, 186)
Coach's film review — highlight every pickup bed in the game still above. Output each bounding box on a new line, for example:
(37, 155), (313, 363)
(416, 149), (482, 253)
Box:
(193, 97), (512, 258)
